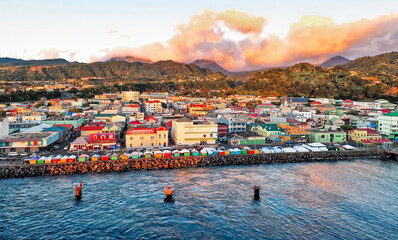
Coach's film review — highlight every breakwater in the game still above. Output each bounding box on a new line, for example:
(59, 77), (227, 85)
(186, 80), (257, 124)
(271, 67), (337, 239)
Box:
(0, 150), (387, 179)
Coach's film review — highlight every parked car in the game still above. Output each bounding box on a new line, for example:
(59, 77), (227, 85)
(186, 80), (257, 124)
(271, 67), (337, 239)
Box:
(53, 145), (60, 150)
(8, 152), (19, 156)
(64, 146), (69, 151)
(20, 152), (29, 156)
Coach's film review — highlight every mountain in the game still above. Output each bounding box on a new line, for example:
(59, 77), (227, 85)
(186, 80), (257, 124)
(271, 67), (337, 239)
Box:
(343, 52), (398, 76)
(0, 58), (70, 67)
(241, 62), (396, 99)
(0, 60), (216, 81)
(0, 57), (23, 64)
(193, 59), (232, 76)
(107, 56), (152, 64)
(320, 56), (351, 68)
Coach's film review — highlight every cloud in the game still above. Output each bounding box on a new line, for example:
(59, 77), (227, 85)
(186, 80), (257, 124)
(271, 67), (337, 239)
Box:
(38, 48), (77, 60)
(92, 10), (398, 71)
(107, 29), (131, 39)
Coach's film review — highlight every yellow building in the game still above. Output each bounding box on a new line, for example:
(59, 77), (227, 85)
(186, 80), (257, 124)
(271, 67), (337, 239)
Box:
(188, 104), (214, 116)
(171, 117), (218, 145)
(122, 91), (140, 102)
(125, 127), (168, 148)
(348, 129), (381, 142)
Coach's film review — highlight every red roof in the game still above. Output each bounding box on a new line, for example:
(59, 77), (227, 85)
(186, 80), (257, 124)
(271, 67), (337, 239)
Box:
(156, 126), (168, 131)
(88, 122), (106, 126)
(379, 109), (391, 113)
(127, 104), (140, 108)
(53, 124), (73, 130)
(126, 128), (156, 135)
(165, 121), (172, 128)
(343, 99), (353, 103)
(81, 126), (104, 132)
(129, 121), (142, 125)
(126, 126), (168, 135)
(355, 128), (380, 135)
(145, 100), (161, 103)
(144, 116), (158, 121)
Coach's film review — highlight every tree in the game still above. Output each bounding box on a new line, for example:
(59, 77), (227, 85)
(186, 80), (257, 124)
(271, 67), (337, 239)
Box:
(161, 102), (167, 108)
(340, 124), (354, 132)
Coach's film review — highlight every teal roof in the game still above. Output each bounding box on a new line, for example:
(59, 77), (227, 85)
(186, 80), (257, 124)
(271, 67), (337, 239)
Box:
(384, 111), (398, 117)
(42, 126), (67, 132)
(94, 114), (127, 117)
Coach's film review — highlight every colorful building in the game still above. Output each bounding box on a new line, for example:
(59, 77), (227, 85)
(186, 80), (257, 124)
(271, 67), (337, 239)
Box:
(87, 132), (118, 150)
(348, 129), (382, 142)
(0, 132), (59, 153)
(125, 126), (168, 148)
(308, 131), (347, 143)
(378, 111), (398, 139)
(172, 117), (218, 145)
(188, 104), (214, 116)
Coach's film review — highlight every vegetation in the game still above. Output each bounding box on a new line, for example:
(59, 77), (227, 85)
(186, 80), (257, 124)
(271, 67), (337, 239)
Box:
(0, 90), (62, 103)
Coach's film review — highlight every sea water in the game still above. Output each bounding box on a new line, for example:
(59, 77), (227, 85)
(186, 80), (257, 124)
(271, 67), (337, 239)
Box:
(0, 159), (397, 239)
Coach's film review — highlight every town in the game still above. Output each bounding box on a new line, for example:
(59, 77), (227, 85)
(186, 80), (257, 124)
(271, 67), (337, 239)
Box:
(0, 90), (397, 163)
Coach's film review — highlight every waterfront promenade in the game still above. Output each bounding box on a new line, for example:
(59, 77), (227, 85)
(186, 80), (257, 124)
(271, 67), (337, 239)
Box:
(0, 150), (388, 178)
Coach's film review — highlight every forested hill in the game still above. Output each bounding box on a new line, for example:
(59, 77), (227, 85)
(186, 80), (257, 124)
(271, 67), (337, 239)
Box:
(343, 52), (398, 77)
(241, 62), (397, 99)
(0, 58), (70, 67)
(0, 60), (215, 81)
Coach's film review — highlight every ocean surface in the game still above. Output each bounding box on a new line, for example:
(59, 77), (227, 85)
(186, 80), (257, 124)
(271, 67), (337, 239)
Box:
(1, 159), (397, 239)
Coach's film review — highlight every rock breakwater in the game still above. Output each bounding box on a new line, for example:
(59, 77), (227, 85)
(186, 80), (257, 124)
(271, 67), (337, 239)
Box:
(0, 150), (386, 179)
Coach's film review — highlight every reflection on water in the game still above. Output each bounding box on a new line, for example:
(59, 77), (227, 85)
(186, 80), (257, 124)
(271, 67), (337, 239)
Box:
(0, 159), (397, 239)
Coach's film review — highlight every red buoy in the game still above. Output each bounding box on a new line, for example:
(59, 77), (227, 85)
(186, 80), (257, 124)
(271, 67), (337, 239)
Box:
(164, 186), (175, 202)
(74, 182), (83, 200)
(253, 185), (261, 201)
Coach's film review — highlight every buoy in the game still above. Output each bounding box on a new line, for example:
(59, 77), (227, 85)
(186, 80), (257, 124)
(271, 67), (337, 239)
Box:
(164, 186), (175, 202)
(74, 182), (83, 200)
(253, 185), (261, 201)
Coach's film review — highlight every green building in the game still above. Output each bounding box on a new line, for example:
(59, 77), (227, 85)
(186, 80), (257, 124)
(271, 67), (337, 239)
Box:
(308, 130), (347, 143)
(228, 131), (266, 145)
(42, 116), (85, 128)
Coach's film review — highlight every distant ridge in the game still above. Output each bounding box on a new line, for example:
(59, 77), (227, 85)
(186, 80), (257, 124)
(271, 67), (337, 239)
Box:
(192, 59), (232, 76)
(107, 56), (152, 64)
(0, 57), (23, 64)
(320, 56), (351, 68)
(0, 58), (70, 67)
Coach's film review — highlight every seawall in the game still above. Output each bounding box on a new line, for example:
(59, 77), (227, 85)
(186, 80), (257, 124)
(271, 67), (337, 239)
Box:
(0, 150), (388, 179)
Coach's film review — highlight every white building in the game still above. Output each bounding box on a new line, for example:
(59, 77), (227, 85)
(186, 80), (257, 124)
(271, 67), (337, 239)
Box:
(0, 118), (9, 137)
(378, 112), (398, 139)
(122, 91), (140, 102)
(144, 101), (162, 113)
(353, 100), (381, 109)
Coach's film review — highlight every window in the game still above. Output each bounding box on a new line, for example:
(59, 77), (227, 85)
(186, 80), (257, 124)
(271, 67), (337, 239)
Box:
(159, 134), (161, 139)
(151, 143), (154, 146)
(203, 134), (206, 138)
(159, 143), (161, 146)
(141, 143), (143, 146)
(164, 134), (166, 139)
(210, 134), (213, 137)
(151, 136), (155, 140)
(130, 137), (133, 141)
(140, 137), (144, 140)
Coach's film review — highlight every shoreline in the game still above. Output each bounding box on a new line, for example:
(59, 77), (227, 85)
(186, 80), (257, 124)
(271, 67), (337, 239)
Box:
(0, 150), (391, 179)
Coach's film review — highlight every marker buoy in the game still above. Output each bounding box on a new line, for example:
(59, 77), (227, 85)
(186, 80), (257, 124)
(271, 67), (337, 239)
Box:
(253, 185), (261, 201)
(74, 182), (83, 200)
(164, 186), (175, 202)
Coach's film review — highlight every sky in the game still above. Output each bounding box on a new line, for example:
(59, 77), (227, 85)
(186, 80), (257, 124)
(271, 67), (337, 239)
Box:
(0, 0), (398, 71)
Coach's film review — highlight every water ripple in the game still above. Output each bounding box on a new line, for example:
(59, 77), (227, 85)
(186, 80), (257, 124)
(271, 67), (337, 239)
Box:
(0, 159), (397, 239)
